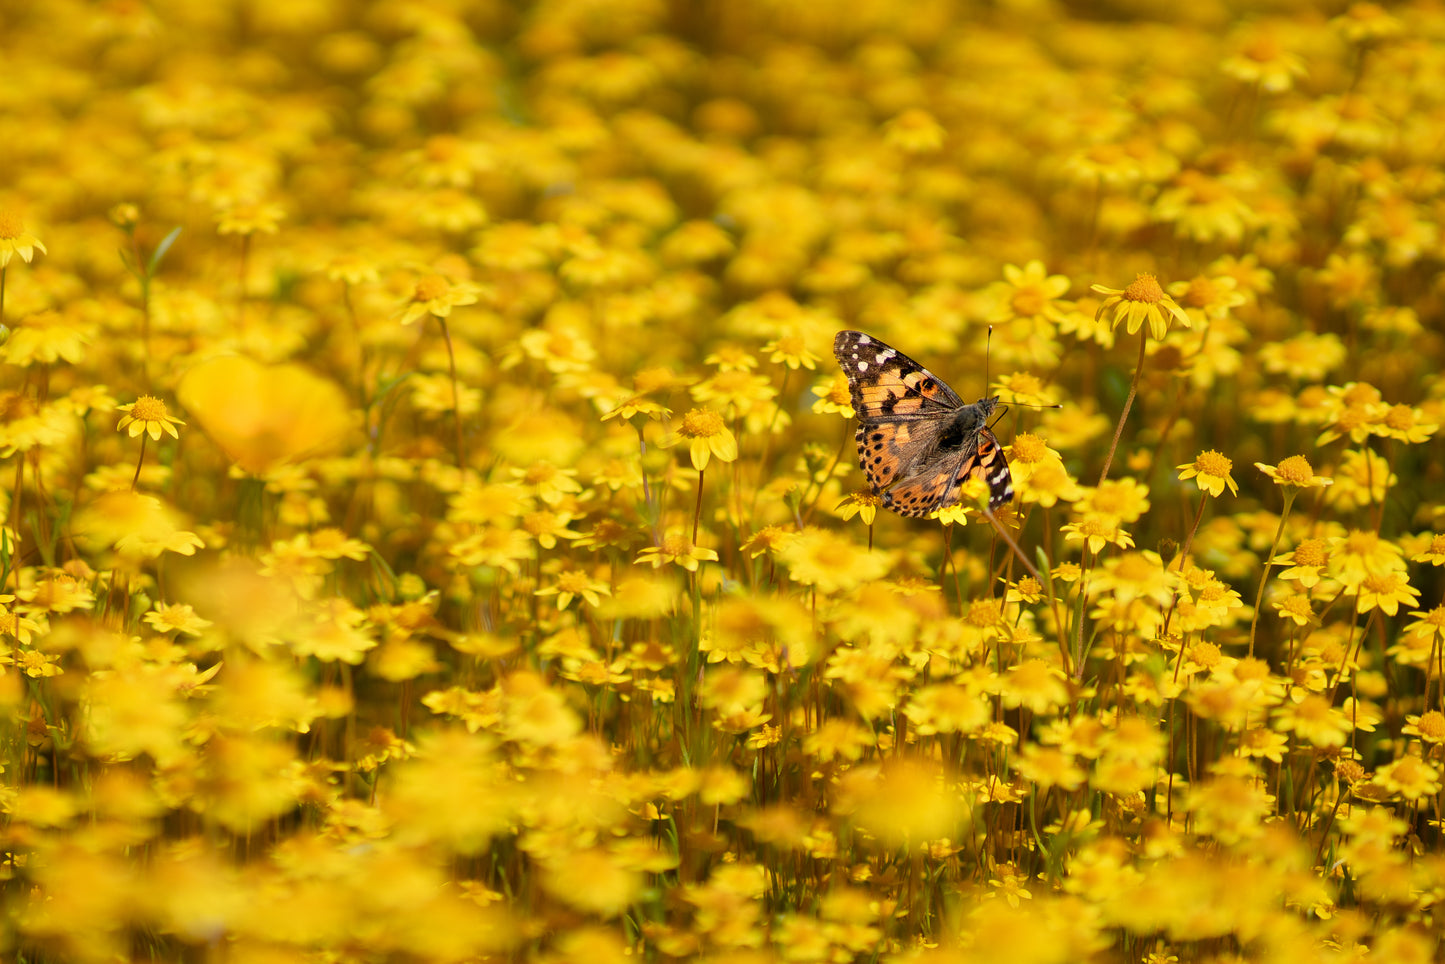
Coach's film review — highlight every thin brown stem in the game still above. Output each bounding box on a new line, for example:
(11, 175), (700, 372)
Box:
(1098, 330), (1148, 486)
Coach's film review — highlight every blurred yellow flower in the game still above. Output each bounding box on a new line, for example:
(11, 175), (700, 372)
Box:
(177, 355), (353, 475)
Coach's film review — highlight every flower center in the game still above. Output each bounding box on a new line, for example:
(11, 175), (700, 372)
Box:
(1194, 450), (1233, 478)
(1010, 432), (1046, 464)
(414, 274), (451, 302)
(131, 395), (170, 421)
(1274, 455), (1314, 484)
(1123, 273), (1165, 304)
(681, 409), (726, 438)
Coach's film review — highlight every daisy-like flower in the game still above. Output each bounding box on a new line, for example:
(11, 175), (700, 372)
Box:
(215, 201), (286, 235)
(990, 260), (1071, 326)
(811, 371), (854, 417)
(0, 210), (47, 267)
(1092, 273), (1191, 341)
(1412, 534), (1445, 566)
(534, 569), (612, 610)
(672, 408), (738, 472)
(398, 273), (480, 325)
(116, 395), (184, 441)
(1372, 403), (1438, 444)
(635, 531), (718, 572)
(1255, 455), (1332, 489)
(835, 490), (883, 526)
(1177, 450), (1238, 497)
(1354, 571), (1419, 616)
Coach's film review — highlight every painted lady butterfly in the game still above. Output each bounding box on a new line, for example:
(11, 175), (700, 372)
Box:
(833, 330), (1013, 518)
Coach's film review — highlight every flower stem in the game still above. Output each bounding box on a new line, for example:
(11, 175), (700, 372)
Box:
(131, 435), (148, 492)
(1098, 330), (1148, 486)
(693, 468), (705, 544)
(436, 317), (467, 477)
(1247, 488), (1296, 658)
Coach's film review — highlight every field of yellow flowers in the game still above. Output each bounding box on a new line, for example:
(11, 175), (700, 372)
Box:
(2, 0), (1444, 961)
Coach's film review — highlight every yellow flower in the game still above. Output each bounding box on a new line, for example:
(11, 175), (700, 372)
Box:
(835, 490), (883, 526)
(776, 528), (893, 595)
(1354, 571), (1419, 616)
(176, 356), (352, 475)
(1177, 450), (1238, 497)
(1092, 273), (1191, 341)
(673, 408), (738, 472)
(398, 273), (481, 325)
(635, 531), (718, 572)
(1254, 455), (1332, 489)
(0, 210), (47, 267)
(116, 395), (184, 441)
(215, 200), (286, 235)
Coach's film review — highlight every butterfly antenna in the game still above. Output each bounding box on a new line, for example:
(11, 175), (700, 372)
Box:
(985, 325), (993, 396)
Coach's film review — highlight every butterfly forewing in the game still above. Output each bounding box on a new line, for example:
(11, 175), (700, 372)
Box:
(832, 330), (1014, 517)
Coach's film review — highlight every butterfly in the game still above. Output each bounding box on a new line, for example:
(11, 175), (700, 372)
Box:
(833, 330), (1013, 518)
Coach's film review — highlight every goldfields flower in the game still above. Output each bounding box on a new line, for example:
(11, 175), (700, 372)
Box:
(1372, 403), (1438, 444)
(1371, 753), (1441, 802)
(116, 395), (184, 441)
(1255, 455), (1332, 489)
(1276, 537), (1330, 589)
(1407, 532), (1445, 566)
(1220, 30), (1307, 93)
(0, 210), (47, 267)
(990, 260), (1071, 326)
(672, 408), (737, 472)
(1060, 514), (1135, 553)
(215, 200), (285, 235)
(1177, 450), (1238, 497)
(835, 489), (883, 525)
(776, 528), (893, 595)
(635, 531), (718, 572)
(177, 356), (352, 475)
(1092, 273), (1191, 340)
(398, 273), (480, 325)
(1354, 571), (1419, 616)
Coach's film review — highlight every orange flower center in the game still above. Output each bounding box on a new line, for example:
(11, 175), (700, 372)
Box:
(130, 395), (170, 422)
(661, 533), (695, 556)
(1415, 711), (1445, 742)
(1194, 450), (1233, 478)
(1123, 273), (1165, 304)
(680, 408), (726, 438)
(1274, 455), (1315, 484)
(0, 211), (23, 240)
(414, 274), (451, 302)
(1384, 404), (1416, 431)
(1010, 432), (1047, 464)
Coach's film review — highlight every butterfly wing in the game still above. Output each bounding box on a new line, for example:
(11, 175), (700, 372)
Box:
(833, 331), (964, 494)
(833, 330), (1014, 517)
(884, 425), (1014, 517)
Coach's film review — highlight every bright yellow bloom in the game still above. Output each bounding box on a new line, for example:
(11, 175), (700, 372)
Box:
(673, 408), (738, 471)
(1177, 450), (1238, 497)
(0, 210), (47, 267)
(1093, 273), (1191, 341)
(116, 395), (185, 441)
(1255, 455), (1332, 489)
(635, 531), (718, 572)
(398, 273), (481, 325)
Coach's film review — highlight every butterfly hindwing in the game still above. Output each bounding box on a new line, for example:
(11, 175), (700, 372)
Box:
(832, 330), (1014, 517)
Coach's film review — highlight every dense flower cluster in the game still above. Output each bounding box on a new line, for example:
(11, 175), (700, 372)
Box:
(2, 0), (1444, 961)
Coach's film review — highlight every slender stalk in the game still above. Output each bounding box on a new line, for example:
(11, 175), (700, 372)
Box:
(131, 435), (148, 492)
(1247, 488), (1296, 658)
(1098, 330), (1148, 486)
(435, 317), (467, 476)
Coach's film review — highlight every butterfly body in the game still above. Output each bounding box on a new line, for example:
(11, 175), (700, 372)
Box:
(833, 330), (1013, 518)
